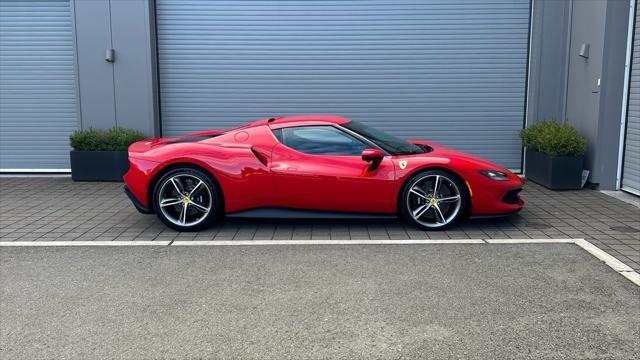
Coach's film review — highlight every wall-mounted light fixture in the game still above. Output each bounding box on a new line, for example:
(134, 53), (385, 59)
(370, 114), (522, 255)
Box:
(105, 48), (115, 63)
(578, 43), (590, 59)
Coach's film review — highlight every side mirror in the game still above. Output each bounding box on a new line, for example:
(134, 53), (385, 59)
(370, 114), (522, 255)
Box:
(361, 148), (384, 171)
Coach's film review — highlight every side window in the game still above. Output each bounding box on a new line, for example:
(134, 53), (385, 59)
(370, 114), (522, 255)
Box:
(273, 126), (366, 156)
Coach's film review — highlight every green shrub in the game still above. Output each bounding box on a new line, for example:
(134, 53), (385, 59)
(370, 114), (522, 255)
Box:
(70, 127), (147, 151)
(520, 119), (587, 157)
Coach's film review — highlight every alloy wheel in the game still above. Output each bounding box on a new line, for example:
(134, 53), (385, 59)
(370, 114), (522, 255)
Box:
(406, 174), (462, 228)
(157, 173), (213, 227)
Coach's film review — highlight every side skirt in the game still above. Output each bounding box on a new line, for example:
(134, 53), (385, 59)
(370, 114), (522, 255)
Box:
(226, 207), (397, 220)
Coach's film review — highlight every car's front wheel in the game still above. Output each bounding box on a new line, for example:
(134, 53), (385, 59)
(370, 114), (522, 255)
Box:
(152, 167), (220, 231)
(400, 169), (469, 230)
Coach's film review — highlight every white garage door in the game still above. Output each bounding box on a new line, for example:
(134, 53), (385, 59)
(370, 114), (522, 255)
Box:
(156, 0), (531, 170)
(0, 0), (77, 171)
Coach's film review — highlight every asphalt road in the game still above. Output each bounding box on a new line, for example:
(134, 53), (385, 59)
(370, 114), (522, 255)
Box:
(1, 244), (639, 359)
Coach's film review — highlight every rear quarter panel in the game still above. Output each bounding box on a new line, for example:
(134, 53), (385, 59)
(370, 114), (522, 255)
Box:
(125, 131), (275, 212)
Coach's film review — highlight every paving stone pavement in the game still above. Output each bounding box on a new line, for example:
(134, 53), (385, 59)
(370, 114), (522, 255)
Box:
(1, 177), (638, 271)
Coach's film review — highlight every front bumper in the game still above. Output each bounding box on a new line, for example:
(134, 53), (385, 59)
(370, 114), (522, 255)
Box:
(469, 206), (522, 219)
(123, 185), (153, 214)
(466, 174), (525, 216)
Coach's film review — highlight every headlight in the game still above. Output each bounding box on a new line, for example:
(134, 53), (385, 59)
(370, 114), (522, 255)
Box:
(479, 170), (510, 181)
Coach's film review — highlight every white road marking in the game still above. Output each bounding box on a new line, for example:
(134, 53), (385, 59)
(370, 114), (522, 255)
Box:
(485, 239), (576, 244)
(487, 238), (639, 287)
(1, 238), (638, 286)
(621, 271), (640, 286)
(574, 239), (634, 273)
(171, 239), (485, 246)
(0, 241), (171, 246)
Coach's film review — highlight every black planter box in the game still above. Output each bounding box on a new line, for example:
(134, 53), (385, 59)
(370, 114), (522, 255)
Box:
(524, 149), (583, 190)
(70, 150), (129, 181)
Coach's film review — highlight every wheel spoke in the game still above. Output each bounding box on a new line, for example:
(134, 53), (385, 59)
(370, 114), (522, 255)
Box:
(438, 195), (460, 203)
(180, 203), (188, 224)
(410, 188), (427, 199)
(413, 203), (432, 219)
(433, 204), (446, 224)
(170, 177), (184, 194)
(189, 180), (204, 197)
(433, 175), (441, 195)
(190, 201), (210, 212)
(160, 198), (182, 207)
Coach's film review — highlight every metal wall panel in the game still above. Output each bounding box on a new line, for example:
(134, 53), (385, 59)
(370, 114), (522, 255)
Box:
(623, 5), (640, 194)
(0, 0), (77, 170)
(156, 0), (530, 169)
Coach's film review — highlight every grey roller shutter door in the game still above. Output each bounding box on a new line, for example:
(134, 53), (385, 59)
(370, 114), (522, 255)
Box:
(156, 0), (530, 169)
(622, 6), (640, 195)
(0, 0), (77, 171)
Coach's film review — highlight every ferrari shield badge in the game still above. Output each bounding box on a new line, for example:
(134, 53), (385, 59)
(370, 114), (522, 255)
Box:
(399, 160), (408, 169)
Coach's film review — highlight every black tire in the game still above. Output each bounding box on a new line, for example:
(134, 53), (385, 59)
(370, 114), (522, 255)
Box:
(399, 169), (470, 230)
(152, 167), (222, 231)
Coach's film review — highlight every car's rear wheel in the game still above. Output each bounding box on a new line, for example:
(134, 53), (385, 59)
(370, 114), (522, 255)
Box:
(400, 169), (469, 230)
(152, 167), (220, 231)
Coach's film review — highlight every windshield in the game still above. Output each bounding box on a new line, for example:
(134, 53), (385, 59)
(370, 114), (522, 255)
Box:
(342, 121), (424, 155)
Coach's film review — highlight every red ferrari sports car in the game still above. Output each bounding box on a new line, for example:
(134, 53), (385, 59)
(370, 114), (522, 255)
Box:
(123, 115), (524, 231)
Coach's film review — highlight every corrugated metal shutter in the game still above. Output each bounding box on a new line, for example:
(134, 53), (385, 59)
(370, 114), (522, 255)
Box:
(0, 0), (77, 170)
(622, 5), (640, 195)
(156, 0), (530, 169)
